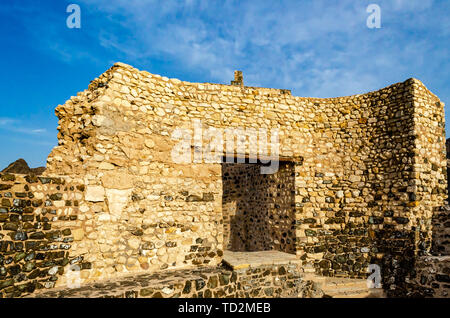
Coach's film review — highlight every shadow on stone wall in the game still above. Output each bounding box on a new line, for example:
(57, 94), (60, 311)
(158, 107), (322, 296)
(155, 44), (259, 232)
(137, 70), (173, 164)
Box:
(372, 204), (449, 297)
(446, 138), (450, 199)
(222, 160), (296, 254)
(0, 173), (90, 297)
(373, 228), (419, 297)
(364, 140), (450, 297)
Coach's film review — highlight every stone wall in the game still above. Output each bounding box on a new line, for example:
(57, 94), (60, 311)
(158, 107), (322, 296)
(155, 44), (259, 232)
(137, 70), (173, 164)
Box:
(432, 205), (450, 256)
(407, 203), (450, 297)
(300, 81), (419, 279)
(30, 263), (323, 298)
(372, 79), (447, 296)
(412, 81), (447, 253)
(409, 256), (450, 297)
(222, 160), (296, 253)
(0, 173), (90, 297)
(32, 62), (447, 294)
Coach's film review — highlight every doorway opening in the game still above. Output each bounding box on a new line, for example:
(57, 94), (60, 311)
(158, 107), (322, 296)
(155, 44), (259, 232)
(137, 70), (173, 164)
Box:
(222, 157), (296, 254)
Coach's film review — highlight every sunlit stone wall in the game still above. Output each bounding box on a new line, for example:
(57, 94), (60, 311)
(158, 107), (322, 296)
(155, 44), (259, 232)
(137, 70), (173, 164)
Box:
(40, 63), (446, 291)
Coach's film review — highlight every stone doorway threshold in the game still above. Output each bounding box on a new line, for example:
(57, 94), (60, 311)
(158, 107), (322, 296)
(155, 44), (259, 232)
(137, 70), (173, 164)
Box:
(222, 250), (300, 270)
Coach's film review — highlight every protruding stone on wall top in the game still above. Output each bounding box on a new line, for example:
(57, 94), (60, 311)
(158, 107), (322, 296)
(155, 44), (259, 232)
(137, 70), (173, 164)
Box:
(231, 70), (244, 87)
(113, 62), (133, 69)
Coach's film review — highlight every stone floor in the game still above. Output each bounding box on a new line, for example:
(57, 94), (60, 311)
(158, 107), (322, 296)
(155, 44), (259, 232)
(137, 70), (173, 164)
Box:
(303, 274), (386, 298)
(221, 251), (385, 298)
(28, 251), (308, 298)
(222, 250), (300, 269)
(27, 267), (225, 298)
(26, 251), (386, 298)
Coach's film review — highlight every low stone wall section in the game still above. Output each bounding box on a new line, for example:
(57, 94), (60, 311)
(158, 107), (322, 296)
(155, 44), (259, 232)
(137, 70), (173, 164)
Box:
(0, 173), (89, 297)
(29, 264), (323, 298)
(408, 256), (450, 297)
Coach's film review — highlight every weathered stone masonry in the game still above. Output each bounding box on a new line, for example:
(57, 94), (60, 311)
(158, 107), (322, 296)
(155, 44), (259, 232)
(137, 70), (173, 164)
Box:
(28, 263), (323, 298)
(0, 173), (91, 297)
(0, 62), (448, 297)
(222, 160), (296, 253)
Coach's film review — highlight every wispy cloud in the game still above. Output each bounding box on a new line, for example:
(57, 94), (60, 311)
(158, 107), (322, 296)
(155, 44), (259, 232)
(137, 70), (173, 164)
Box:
(15, 128), (47, 135)
(0, 117), (48, 135)
(392, 0), (434, 11)
(7, 136), (55, 147)
(64, 0), (448, 98)
(6, 0), (450, 99)
(0, 118), (15, 126)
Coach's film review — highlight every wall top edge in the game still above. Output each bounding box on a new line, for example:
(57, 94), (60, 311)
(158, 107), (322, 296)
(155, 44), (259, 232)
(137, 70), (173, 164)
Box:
(105, 62), (439, 103)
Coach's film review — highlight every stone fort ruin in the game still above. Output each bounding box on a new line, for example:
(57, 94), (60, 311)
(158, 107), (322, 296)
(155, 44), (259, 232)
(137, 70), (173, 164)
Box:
(0, 63), (449, 298)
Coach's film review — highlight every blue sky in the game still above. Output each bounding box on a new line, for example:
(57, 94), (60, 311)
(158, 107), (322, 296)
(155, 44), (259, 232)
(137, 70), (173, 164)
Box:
(0, 0), (449, 168)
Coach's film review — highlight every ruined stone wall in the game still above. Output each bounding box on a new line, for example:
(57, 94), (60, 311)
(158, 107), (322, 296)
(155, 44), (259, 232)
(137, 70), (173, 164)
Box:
(412, 82), (447, 252)
(432, 206), (450, 256)
(30, 264), (323, 298)
(372, 80), (447, 296)
(0, 173), (90, 297)
(409, 256), (450, 297)
(43, 62), (446, 290)
(296, 79), (433, 280)
(222, 161), (296, 253)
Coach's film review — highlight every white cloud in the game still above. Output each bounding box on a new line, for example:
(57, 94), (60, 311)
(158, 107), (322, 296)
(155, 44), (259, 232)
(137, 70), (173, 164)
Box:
(24, 0), (447, 100)
(29, 129), (47, 134)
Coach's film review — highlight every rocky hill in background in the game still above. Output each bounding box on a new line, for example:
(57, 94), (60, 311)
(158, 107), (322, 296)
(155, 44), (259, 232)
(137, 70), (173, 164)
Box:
(1, 158), (46, 175)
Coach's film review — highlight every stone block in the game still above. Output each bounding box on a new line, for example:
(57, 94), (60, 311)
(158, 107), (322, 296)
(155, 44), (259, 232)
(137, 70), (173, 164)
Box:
(85, 186), (105, 202)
